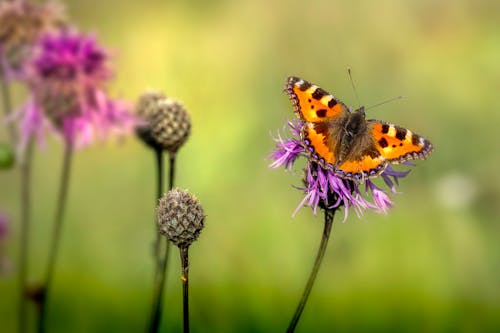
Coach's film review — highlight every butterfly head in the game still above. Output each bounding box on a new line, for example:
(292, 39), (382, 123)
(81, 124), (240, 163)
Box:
(345, 106), (366, 135)
(354, 106), (365, 117)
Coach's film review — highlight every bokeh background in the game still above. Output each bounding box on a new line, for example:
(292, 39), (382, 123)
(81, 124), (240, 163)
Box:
(1, 0), (500, 332)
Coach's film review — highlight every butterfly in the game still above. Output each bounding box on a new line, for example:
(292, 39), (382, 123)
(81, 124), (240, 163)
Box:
(285, 76), (433, 183)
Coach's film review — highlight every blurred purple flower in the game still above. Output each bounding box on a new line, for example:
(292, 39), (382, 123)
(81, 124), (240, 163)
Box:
(270, 119), (411, 219)
(16, 30), (136, 150)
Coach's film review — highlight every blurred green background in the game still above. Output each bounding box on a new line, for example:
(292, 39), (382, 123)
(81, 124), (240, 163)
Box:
(1, 0), (500, 332)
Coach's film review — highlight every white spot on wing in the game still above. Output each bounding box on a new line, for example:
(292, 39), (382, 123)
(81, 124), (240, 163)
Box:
(307, 85), (317, 94)
(387, 125), (396, 137)
(405, 130), (413, 142)
(321, 96), (332, 105)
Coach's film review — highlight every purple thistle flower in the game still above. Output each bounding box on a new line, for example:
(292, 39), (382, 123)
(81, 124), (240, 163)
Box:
(270, 119), (411, 220)
(269, 120), (304, 170)
(16, 30), (136, 150)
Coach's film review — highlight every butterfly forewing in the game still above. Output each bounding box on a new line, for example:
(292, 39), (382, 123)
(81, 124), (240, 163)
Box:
(369, 121), (433, 163)
(285, 76), (349, 122)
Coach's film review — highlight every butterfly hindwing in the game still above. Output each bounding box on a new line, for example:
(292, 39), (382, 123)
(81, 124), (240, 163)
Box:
(285, 76), (348, 122)
(370, 121), (433, 163)
(337, 156), (388, 181)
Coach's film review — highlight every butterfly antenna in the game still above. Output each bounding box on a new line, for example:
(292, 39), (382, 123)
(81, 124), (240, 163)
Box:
(347, 67), (361, 107)
(365, 96), (404, 110)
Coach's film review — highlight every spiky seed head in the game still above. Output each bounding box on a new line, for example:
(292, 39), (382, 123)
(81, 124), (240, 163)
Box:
(151, 98), (191, 154)
(135, 92), (191, 154)
(157, 189), (205, 249)
(135, 90), (167, 148)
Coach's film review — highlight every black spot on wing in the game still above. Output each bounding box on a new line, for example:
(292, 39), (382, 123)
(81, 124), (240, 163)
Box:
(312, 88), (327, 100)
(299, 80), (311, 91)
(412, 134), (421, 146)
(381, 124), (390, 134)
(395, 127), (407, 141)
(316, 109), (327, 117)
(378, 137), (389, 148)
(328, 99), (337, 108)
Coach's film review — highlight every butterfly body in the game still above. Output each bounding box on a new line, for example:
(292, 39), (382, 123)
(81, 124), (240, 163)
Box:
(285, 76), (433, 183)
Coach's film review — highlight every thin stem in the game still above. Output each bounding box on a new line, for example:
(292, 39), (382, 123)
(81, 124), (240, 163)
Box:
(37, 142), (74, 333)
(153, 147), (164, 260)
(147, 153), (175, 333)
(18, 140), (34, 333)
(0, 63), (16, 143)
(168, 153), (175, 191)
(180, 247), (189, 333)
(148, 238), (171, 333)
(286, 209), (335, 333)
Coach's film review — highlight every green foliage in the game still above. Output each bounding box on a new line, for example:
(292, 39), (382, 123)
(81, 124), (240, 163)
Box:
(0, 143), (14, 170)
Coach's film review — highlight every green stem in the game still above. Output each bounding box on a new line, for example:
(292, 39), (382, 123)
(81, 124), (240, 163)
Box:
(37, 142), (73, 333)
(286, 209), (335, 333)
(180, 247), (189, 333)
(168, 153), (175, 191)
(0, 63), (16, 143)
(153, 148), (164, 261)
(147, 153), (175, 333)
(18, 140), (34, 333)
(148, 238), (171, 333)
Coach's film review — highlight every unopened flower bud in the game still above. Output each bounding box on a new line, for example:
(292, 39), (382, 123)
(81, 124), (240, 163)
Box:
(135, 91), (191, 154)
(135, 90), (166, 148)
(157, 189), (205, 248)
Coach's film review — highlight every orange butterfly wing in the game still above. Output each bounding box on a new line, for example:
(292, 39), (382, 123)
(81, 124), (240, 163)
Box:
(337, 156), (387, 180)
(370, 121), (433, 162)
(302, 122), (337, 166)
(285, 76), (348, 122)
(336, 122), (432, 181)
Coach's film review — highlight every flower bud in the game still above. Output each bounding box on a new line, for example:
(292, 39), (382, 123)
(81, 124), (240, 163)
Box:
(157, 189), (205, 248)
(135, 91), (191, 154)
(135, 90), (166, 148)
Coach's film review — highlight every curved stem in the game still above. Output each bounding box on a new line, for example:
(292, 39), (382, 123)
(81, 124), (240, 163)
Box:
(147, 153), (175, 333)
(37, 142), (73, 333)
(0, 62), (16, 143)
(286, 209), (335, 333)
(18, 140), (34, 333)
(180, 247), (189, 333)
